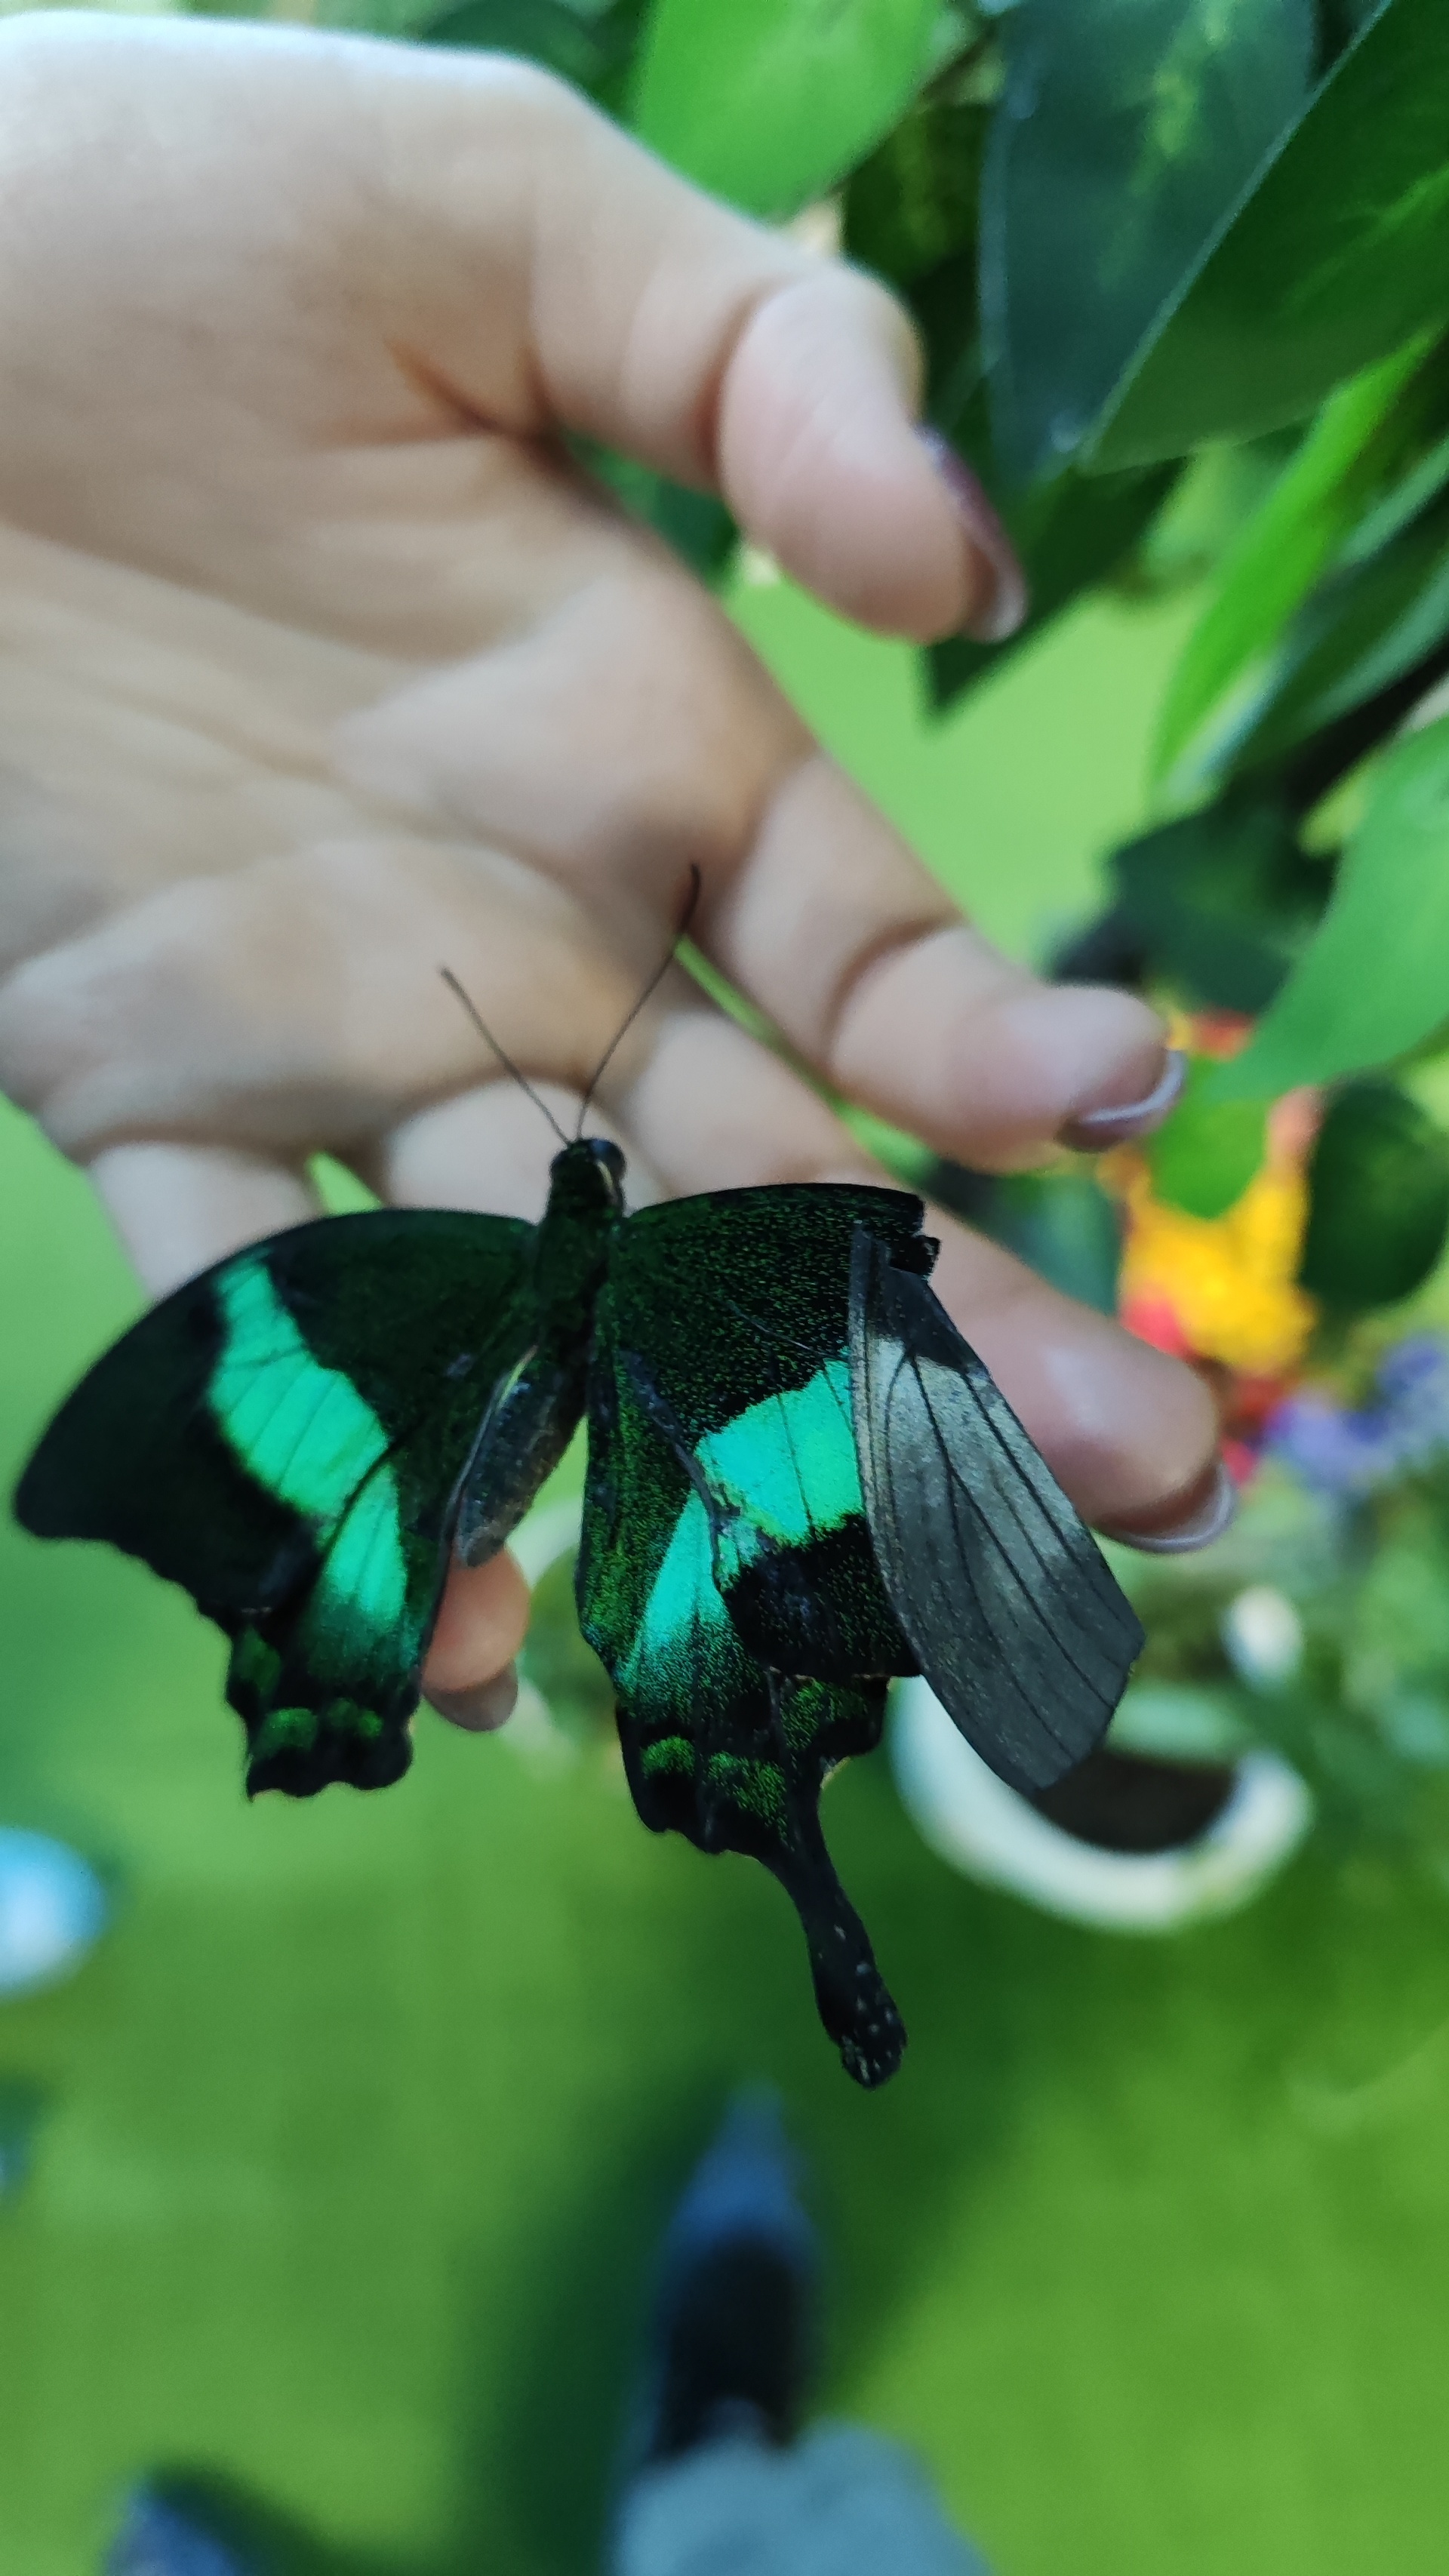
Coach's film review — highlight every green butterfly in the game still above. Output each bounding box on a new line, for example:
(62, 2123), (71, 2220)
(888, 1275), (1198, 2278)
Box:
(14, 1113), (1143, 2085)
(16, 873), (1144, 2089)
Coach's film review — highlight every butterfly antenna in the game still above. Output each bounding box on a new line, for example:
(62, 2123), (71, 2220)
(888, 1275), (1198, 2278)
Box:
(575, 865), (702, 1137)
(438, 967), (572, 1150)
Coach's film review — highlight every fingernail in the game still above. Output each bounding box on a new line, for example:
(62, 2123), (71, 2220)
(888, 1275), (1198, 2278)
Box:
(918, 427), (1029, 642)
(1060, 1048), (1187, 1151)
(1102, 1458), (1238, 1556)
(424, 1667), (518, 1733)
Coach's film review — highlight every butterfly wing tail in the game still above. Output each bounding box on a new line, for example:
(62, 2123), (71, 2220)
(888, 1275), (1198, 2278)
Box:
(612, 1651), (906, 2089)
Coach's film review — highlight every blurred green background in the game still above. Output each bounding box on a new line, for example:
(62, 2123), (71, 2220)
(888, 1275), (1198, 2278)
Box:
(5, 583), (1449, 2576)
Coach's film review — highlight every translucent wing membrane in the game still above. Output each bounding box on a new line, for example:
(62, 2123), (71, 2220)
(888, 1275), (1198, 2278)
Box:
(17, 1212), (534, 1795)
(850, 1228), (1143, 1795)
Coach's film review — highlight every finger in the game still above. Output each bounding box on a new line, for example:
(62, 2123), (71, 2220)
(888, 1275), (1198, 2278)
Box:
(368, 45), (1019, 640)
(88, 1140), (321, 1297)
(336, 583), (1181, 1168)
(0, 15), (1007, 645)
(423, 1548), (531, 1731)
(707, 752), (1182, 1170)
(614, 1003), (1220, 1537)
(358, 1076), (666, 1223)
(0, 834), (640, 1163)
(14, 811), (1179, 1227)
(921, 1220), (1225, 1545)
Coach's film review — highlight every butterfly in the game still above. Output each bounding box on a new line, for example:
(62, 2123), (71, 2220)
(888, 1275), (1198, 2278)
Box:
(13, 922), (1143, 2088)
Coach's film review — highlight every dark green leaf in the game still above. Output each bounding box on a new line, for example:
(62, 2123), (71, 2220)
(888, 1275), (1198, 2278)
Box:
(416, 0), (630, 86)
(982, 0), (1314, 482)
(1092, 0), (1449, 467)
(1211, 718), (1449, 1098)
(584, 446), (737, 580)
(1318, 0), (1389, 51)
(0, 2081), (45, 2202)
(844, 94), (985, 290)
(631, 0), (938, 215)
(1220, 490), (1449, 786)
(928, 1162), (1123, 1313)
(1146, 1057), (1268, 1220)
(1106, 798), (1331, 1013)
(928, 408), (1177, 709)
(1298, 1081), (1449, 1309)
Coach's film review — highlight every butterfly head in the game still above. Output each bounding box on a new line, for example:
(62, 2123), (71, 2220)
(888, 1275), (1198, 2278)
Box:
(548, 1134), (627, 1217)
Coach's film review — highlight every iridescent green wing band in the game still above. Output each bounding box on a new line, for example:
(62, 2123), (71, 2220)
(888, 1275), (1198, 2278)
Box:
(576, 1184), (926, 2087)
(17, 1210), (535, 1796)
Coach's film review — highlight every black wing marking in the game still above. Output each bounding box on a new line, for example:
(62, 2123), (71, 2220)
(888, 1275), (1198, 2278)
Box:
(850, 1228), (1144, 1794)
(17, 1210), (536, 1796)
(577, 1299), (906, 2087)
(596, 1184), (925, 1682)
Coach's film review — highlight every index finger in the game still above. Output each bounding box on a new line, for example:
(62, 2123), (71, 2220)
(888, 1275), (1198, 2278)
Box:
(370, 45), (1020, 642)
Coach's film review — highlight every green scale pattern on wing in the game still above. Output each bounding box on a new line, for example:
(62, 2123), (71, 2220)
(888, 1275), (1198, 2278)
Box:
(209, 1256), (426, 1790)
(210, 1214), (536, 1796)
(577, 1183), (926, 2085)
(16, 1209), (536, 1799)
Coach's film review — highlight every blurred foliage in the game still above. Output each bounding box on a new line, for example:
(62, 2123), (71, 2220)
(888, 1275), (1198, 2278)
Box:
(1060, 797), (1331, 1015)
(1299, 1081), (1449, 1310)
(633, 0), (940, 214)
(1114, 1425), (1449, 1861)
(927, 1161), (1124, 1313)
(518, 1546), (615, 1745)
(1144, 1057), (1267, 1223)
(980, 0), (1316, 485)
(1211, 718), (1449, 1101)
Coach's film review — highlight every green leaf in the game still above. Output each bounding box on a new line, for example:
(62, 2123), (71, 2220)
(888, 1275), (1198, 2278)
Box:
(631, 0), (938, 215)
(843, 94), (984, 291)
(928, 415), (1177, 709)
(1146, 1056), (1267, 1220)
(981, 0), (1314, 483)
(1217, 488), (1449, 786)
(1106, 798), (1329, 1014)
(1091, 0), (1449, 469)
(573, 441), (737, 579)
(1153, 337), (1438, 780)
(1298, 1081), (1449, 1309)
(416, 0), (630, 87)
(1210, 718), (1449, 1099)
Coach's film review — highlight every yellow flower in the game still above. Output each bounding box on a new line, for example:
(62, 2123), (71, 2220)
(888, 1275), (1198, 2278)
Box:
(1107, 1115), (1318, 1377)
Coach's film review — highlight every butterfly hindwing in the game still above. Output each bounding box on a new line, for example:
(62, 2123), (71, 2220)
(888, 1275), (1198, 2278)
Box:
(595, 1183), (926, 1675)
(576, 1184), (928, 2086)
(17, 1211), (536, 1796)
(849, 1226), (1144, 1794)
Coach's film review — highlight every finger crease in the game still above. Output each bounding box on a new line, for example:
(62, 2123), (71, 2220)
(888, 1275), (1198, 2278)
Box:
(817, 913), (958, 1076)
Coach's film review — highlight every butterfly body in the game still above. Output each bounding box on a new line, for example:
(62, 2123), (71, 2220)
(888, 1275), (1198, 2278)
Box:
(15, 1140), (1143, 2087)
(453, 1137), (624, 1563)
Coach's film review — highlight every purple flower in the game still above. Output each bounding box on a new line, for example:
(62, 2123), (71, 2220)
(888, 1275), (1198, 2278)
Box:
(1265, 1336), (1449, 1498)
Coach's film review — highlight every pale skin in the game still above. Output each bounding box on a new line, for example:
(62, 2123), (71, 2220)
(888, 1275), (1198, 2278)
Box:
(0, 14), (1220, 1729)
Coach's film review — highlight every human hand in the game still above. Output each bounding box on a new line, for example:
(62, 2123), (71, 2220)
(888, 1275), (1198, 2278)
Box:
(0, 14), (1219, 1725)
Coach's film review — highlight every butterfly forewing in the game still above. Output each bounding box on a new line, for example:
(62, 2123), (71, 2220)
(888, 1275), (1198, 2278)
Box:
(850, 1228), (1144, 1795)
(17, 1210), (536, 1795)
